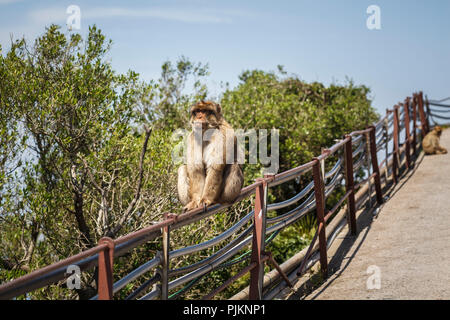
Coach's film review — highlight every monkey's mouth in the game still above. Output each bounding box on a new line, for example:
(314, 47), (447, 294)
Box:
(193, 121), (208, 130)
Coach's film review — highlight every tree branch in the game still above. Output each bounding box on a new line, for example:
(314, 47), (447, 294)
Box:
(111, 125), (152, 236)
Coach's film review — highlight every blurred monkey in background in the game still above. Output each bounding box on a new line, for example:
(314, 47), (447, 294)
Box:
(423, 126), (448, 155)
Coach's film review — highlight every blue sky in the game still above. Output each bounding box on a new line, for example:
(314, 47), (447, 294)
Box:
(1, 0), (449, 115)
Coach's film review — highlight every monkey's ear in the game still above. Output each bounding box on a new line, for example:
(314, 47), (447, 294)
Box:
(215, 103), (222, 115)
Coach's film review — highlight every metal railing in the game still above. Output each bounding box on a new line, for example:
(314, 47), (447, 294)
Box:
(0, 91), (433, 300)
(425, 95), (450, 128)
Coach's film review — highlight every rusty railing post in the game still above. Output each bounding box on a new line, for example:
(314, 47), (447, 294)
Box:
(159, 213), (170, 300)
(363, 132), (373, 208)
(392, 105), (400, 184)
(312, 158), (328, 278)
(368, 126), (383, 205)
(258, 175), (272, 293)
(384, 111), (390, 183)
(403, 98), (411, 169)
(418, 91), (429, 136)
(97, 237), (115, 300)
(249, 179), (266, 300)
(412, 94), (417, 155)
(343, 135), (357, 235)
(425, 94), (432, 128)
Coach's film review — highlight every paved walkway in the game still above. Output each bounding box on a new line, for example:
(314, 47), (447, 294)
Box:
(294, 129), (450, 300)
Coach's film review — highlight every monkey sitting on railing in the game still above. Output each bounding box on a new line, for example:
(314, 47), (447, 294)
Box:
(177, 101), (244, 212)
(423, 126), (448, 155)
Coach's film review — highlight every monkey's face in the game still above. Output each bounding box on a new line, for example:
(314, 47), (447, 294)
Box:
(189, 101), (222, 130)
(434, 126), (443, 136)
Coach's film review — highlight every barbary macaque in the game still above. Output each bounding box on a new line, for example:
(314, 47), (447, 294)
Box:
(177, 101), (244, 211)
(423, 126), (448, 155)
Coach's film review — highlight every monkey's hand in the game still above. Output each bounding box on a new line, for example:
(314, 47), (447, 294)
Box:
(183, 200), (200, 212)
(200, 197), (215, 207)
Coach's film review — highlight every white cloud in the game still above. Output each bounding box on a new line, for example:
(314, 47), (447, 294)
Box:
(0, 0), (24, 5)
(29, 6), (238, 25)
(1, 4), (252, 47)
(29, 7), (66, 24)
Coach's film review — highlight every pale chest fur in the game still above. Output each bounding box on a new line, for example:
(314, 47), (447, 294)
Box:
(187, 129), (228, 169)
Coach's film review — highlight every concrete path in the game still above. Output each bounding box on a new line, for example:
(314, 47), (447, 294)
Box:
(295, 129), (450, 300)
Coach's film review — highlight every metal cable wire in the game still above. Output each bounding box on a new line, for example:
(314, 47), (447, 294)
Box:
(167, 229), (282, 299)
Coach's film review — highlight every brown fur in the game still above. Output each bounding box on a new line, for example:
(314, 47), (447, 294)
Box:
(423, 126), (448, 155)
(177, 101), (244, 211)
